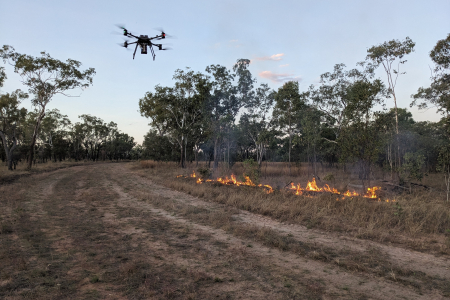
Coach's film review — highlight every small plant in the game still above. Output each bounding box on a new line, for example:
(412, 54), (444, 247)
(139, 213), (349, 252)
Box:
(399, 152), (426, 185)
(393, 202), (403, 216)
(323, 173), (335, 182)
(242, 158), (261, 184)
(197, 166), (211, 179)
(90, 275), (99, 283)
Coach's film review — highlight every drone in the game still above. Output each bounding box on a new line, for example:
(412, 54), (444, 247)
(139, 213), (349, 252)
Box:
(117, 26), (171, 60)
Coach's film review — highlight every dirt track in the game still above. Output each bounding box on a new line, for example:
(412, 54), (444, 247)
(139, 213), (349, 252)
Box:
(1, 162), (449, 299)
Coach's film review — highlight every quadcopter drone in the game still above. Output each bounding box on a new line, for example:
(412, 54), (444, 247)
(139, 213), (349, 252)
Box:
(117, 26), (171, 60)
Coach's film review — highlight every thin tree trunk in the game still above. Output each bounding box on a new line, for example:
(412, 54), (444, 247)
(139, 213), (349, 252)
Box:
(27, 110), (46, 170)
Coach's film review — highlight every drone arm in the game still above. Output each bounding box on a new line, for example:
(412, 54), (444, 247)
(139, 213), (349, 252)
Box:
(133, 43), (139, 59)
(125, 32), (140, 39)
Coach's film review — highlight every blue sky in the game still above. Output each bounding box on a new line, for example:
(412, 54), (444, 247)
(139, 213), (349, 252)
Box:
(1, 0), (449, 144)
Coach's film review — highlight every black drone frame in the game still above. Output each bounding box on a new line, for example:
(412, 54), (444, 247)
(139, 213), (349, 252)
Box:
(120, 27), (168, 60)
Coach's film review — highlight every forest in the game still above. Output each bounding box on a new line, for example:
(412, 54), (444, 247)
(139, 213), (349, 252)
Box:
(139, 35), (450, 189)
(1, 34), (449, 190)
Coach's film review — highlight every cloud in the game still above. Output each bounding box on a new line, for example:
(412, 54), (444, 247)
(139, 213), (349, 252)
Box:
(229, 39), (242, 48)
(258, 71), (302, 83)
(229, 39), (238, 43)
(279, 64), (289, 67)
(253, 53), (285, 62)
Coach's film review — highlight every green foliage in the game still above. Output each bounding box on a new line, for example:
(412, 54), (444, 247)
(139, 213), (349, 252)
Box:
(412, 34), (450, 116)
(142, 130), (176, 162)
(399, 152), (426, 183)
(197, 166), (211, 179)
(323, 173), (335, 181)
(242, 158), (260, 184)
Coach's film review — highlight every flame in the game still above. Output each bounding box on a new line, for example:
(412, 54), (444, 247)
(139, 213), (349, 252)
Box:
(194, 174), (273, 193)
(177, 174), (392, 201)
(286, 178), (392, 202)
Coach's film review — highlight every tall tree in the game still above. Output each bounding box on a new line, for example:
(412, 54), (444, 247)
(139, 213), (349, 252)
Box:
(204, 64), (236, 169)
(0, 45), (95, 169)
(272, 81), (304, 174)
(0, 89), (28, 170)
(240, 83), (275, 166)
(366, 37), (415, 169)
(412, 33), (450, 116)
(139, 69), (207, 168)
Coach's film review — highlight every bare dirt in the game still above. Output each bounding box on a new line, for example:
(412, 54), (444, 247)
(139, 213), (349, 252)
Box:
(1, 162), (449, 299)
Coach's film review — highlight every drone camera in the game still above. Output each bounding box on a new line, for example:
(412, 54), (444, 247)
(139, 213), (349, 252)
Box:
(140, 44), (148, 54)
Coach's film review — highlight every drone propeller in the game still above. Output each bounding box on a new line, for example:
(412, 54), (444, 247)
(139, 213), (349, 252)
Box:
(117, 40), (131, 50)
(160, 47), (172, 51)
(154, 27), (174, 39)
(115, 24), (129, 36)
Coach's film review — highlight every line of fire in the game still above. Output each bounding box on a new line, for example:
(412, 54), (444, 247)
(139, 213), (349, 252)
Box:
(177, 172), (395, 202)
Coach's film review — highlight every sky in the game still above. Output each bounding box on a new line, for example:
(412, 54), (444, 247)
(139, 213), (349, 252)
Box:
(1, 0), (449, 144)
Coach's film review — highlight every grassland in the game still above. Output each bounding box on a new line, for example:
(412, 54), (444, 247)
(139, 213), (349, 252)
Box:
(0, 161), (449, 299)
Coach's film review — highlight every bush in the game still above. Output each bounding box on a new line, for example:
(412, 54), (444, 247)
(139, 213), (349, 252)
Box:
(242, 159), (261, 184)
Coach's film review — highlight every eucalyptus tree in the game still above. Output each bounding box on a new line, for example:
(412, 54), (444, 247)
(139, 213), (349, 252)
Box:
(337, 77), (386, 182)
(77, 114), (109, 161)
(0, 89), (28, 170)
(139, 68), (208, 168)
(39, 109), (71, 162)
(204, 64), (236, 169)
(240, 83), (275, 166)
(272, 81), (305, 174)
(366, 37), (415, 168)
(0, 45), (95, 169)
(412, 33), (450, 117)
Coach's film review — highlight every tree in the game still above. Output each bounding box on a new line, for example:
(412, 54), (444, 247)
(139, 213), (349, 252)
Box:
(272, 81), (304, 174)
(204, 64), (236, 169)
(0, 45), (95, 169)
(77, 114), (108, 161)
(139, 69), (207, 168)
(412, 33), (450, 116)
(39, 109), (71, 162)
(240, 83), (275, 166)
(366, 37), (415, 169)
(0, 89), (28, 170)
(338, 78), (386, 184)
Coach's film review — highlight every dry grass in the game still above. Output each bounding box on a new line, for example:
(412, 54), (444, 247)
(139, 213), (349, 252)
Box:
(137, 160), (450, 254)
(0, 160), (106, 185)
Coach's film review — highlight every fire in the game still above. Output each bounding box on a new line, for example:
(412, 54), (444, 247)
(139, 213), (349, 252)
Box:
(288, 178), (391, 201)
(192, 172), (273, 194)
(178, 172), (392, 201)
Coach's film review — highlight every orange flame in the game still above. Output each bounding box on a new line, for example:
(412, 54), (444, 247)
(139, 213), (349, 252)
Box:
(178, 174), (392, 201)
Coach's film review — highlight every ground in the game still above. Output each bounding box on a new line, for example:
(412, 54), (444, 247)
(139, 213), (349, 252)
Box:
(1, 162), (449, 299)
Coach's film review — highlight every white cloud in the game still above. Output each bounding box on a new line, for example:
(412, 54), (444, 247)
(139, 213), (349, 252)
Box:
(253, 53), (285, 61)
(258, 71), (302, 83)
(279, 64), (289, 67)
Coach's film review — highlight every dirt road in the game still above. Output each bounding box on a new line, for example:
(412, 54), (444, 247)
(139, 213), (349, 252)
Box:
(1, 162), (449, 299)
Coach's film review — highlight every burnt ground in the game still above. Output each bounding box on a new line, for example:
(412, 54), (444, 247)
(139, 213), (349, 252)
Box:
(0, 162), (449, 299)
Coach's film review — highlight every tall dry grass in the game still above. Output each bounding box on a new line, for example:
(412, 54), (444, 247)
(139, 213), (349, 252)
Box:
(137, 160), (450, 253)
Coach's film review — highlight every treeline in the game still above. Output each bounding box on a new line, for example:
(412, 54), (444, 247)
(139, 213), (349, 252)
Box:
(0, 108), (138, 168)
(139, 34), (450, 184)
(0, 45), (137, 170)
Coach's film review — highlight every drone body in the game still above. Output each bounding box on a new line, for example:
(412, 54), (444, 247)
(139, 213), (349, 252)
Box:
(118, 27), (171, 60)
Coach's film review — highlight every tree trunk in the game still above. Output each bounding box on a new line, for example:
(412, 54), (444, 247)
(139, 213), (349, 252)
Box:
(213, 137), (219, 170)
(0, 131), (17, 171)
(27, 109), (46, 170)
